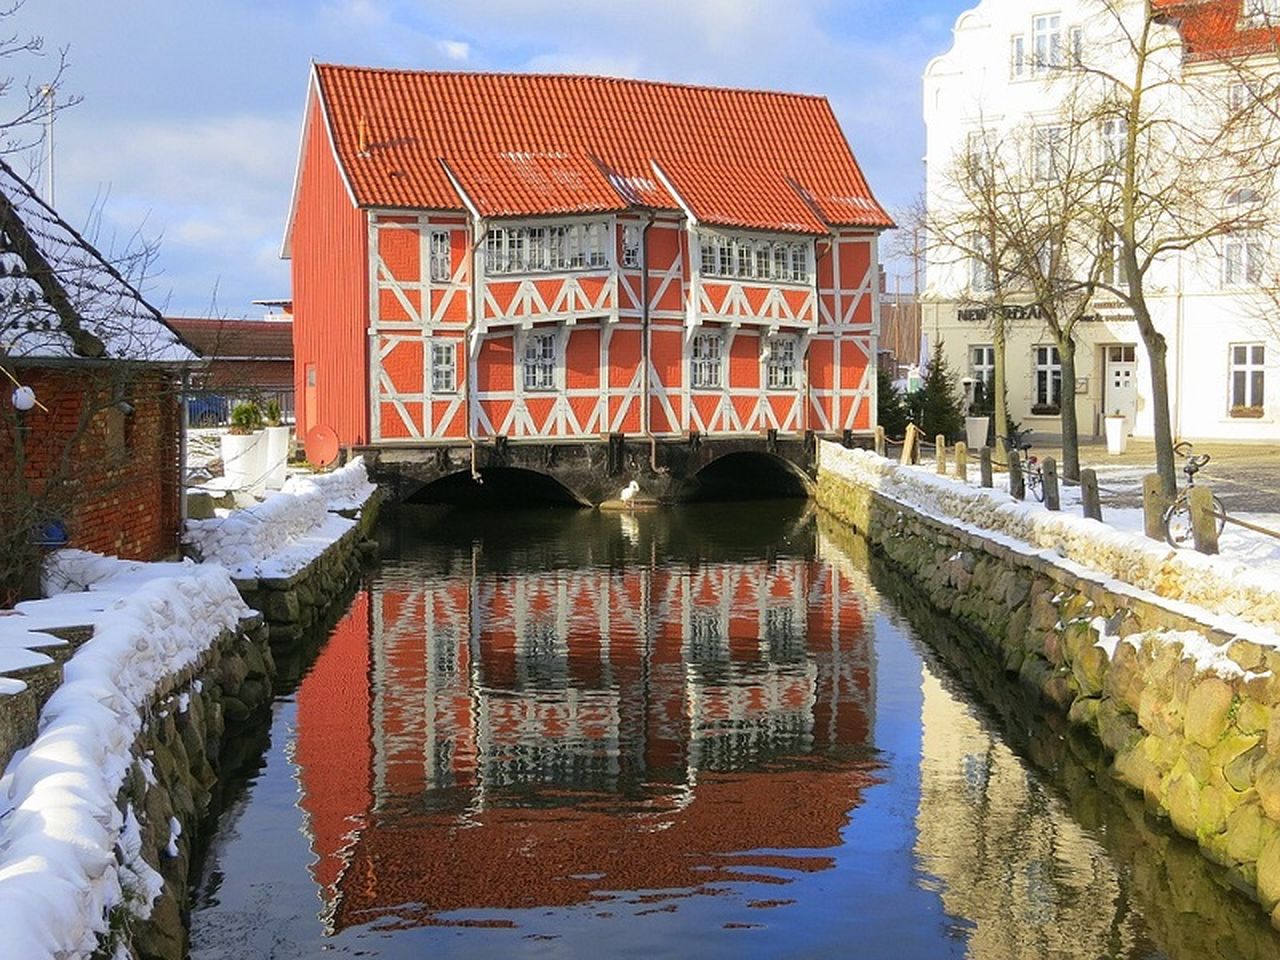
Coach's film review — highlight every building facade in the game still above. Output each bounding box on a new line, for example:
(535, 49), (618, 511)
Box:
(923, 0), (1280, 442)
(284, 67), (891, 458)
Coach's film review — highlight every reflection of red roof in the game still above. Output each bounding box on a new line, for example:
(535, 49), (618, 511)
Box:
(1155, 0), (1280, 60)
(312, 65), (892, 233)
(165, 317), (294, 361)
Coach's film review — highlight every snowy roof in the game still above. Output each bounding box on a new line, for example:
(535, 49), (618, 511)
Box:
(0, 157), (196, 364)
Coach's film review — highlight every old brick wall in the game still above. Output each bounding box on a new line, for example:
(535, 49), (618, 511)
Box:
(2, 365), (181, 560)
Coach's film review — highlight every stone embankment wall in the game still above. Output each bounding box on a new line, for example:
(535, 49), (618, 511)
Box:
(816, 442), (1280, 930)
(119, 614), (274, 960)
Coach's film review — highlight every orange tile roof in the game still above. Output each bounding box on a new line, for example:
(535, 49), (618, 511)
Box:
(1154, 0), (1280, 60)
(313, 65), (892, 233)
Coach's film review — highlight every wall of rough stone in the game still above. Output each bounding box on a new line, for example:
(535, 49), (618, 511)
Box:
(816, 455), (1280, 932)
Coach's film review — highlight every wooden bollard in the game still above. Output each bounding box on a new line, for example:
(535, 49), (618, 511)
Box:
(1008, 446), (1025, 500)
(1042, 456), (1060, 510)
(979, 447), (993, 487)
(954, 441), (968, 480)
(1080, 468), (1103, 521)
(899, 424), (916, 465)
(1142, 473), (1172, 541)
(935, 434), (947, 474)
(1189, 486), (1220, 555)
(874, 424), (886, 457)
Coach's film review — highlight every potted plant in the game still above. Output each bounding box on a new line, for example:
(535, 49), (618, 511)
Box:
(965, 379), (993, 449)
(262, 398), (291, 490)
(220, 401), (265, 491)
(1104, 409), (1128, 455)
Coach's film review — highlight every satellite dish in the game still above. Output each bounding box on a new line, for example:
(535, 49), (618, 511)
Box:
(304, 425), (340, 468)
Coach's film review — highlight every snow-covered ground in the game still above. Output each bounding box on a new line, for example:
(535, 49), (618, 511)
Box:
(0, 458), (378, 958)
(0, 555), (249, 958)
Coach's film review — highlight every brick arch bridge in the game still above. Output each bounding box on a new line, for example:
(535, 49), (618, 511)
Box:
(360, 434), (824, 506)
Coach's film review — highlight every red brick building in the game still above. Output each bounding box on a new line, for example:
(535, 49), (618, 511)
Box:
(284, 67), (892, 454)
(0, 158), (196, 593)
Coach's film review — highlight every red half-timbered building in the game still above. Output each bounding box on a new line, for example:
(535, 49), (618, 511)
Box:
(285, 66), (891, 482)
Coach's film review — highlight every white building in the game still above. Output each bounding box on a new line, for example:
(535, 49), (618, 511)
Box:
(922, 0), (1280, 443)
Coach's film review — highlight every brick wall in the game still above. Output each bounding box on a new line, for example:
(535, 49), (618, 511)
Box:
(1, 365), (181, 560)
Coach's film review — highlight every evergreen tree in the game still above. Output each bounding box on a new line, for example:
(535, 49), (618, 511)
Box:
(876, 364), (909, 439)
(910, 345), (964, 441)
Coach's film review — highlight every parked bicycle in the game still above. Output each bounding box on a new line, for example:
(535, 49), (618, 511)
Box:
(1001, 427), (1044, 502)
(1163, 441), (1226, 549)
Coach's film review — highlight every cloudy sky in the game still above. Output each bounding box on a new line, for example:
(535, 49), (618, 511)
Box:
(12, 0), (970, 317)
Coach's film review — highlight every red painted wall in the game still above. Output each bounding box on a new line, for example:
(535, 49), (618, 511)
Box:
(292, 95), (370, 446)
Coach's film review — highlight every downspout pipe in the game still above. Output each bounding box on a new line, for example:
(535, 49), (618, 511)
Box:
(638, 211), (666, 474)
(467, 222), (487, 482)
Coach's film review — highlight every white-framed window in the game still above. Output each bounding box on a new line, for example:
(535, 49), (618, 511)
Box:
(691, 332), (723, 389)
(1070, 25), (1084, 67)
(485, 221), (610, 275)
(1032, 14), (1062, 74)
(767, 336), (798, 389)
(1223, 230), (1264, 286)
(1033, 344), (1062, 411)
(1011, 34), (1027, 79)
(1244, 0), (1280, 27)
(429, 229), (451, 283)
(970, 233), (994, 293)
(1228, 81), (1260, 114)
(431, 340), (457, 393)
(1230, 343), (1266, 408)
(1102, 228), (1127, 288)
(1033, 125), (1065, 181)
(522, 331), (557, 391)
(622, 224), (641, 268)
(1100, 117), (1127, 166)
(971, 344), (995, 393)
(698, 230), (812, 284)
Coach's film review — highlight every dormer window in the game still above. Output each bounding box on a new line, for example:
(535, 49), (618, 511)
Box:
(698, 230), (813, 284)
(485, 219), (612, 275)
(1244, 0), (1280, 27)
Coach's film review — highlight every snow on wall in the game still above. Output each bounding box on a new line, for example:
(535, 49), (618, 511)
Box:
(0, 555), (248, 959)
(183, 457), (375, 580)
(819, 443), (1280, 642)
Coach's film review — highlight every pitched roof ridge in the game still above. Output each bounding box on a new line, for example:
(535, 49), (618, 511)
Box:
(312, 62), (831, 105)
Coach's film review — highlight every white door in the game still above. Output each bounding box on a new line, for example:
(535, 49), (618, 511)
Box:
(1105, 344), (1138, 434)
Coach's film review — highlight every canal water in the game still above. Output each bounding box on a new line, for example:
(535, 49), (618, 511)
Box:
(188, 502), (1280, 959)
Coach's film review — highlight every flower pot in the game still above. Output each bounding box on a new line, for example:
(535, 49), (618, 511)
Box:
(220, 430), (265, 491)
(263, 425), (291, 490)
(965, 415), (989, 450)
(1104, 416), (1127, 456)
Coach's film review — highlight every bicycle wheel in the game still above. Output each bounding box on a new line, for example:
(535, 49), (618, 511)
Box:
(1164, 499), (1193, 548)
(1029, 470), (1045, 503)
(1212, 495), (1227, 536)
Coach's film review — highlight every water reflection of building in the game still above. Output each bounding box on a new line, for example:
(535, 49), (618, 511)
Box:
(294, 558), (875, 932)
(913, 671), (1145, 958)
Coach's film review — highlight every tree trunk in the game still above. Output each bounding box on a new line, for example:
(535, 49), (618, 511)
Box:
(1057, 334), (1080, 482)
(993, 313), (1009, 452)
(1131, 299), (1177, 496)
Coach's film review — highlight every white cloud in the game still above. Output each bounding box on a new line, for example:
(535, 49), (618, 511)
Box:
(437, 39), (470, 62)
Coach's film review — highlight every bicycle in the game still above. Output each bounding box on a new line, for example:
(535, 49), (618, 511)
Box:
(1000, 427), (1044, 503)
(1163, 441), (1226, 549)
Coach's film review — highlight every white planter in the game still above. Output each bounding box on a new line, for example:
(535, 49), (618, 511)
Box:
(1104, 416), (1128, 456)
(220, 430), (265, 491)
(965, 416), (989, 450)
(263, 425), (291, 490)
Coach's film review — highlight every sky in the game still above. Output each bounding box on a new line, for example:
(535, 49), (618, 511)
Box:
(12, 0), (972, 317)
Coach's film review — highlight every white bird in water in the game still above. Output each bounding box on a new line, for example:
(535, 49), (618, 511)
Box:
(621, 480), (640, 508)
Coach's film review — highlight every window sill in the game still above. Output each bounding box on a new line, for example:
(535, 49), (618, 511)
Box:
(1229, 408), (1266, 419)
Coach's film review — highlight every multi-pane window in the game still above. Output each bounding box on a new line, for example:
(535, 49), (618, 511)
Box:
(1228, 81), (1260, 114)
(1034, 345), (1063, 411)
(1244, 0), (1280, 26)
(523, 331), (557, 391)
(1033, 125), (1065, 181)
(1223, 230), (1264, 286)
(485, 220), (611, 275)
(1032, 14), (1062, 73)
(1100, 118), (1127, 166)
(691, 332), (723, 389)
(429, 229), (451, 282)
(622, 224), (641, 268)
(970, 234), (994, 292)
(1230, 343), (1266, 409)
(767, 337), (797, 389)
(431, 341), (456, 393)
(1010, 34), (1027, 79)
(1069, 26), (1084, 67)
(698, 231), (812, 283)
(971, 345), (995, 395)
